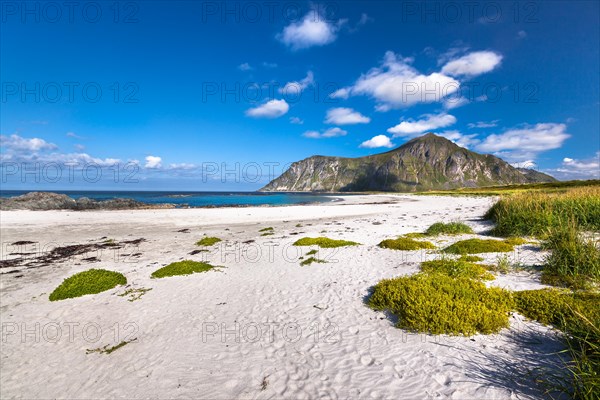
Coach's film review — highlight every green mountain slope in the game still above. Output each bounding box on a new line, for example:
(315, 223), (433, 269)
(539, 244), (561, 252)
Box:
(260, 133), (556, 192)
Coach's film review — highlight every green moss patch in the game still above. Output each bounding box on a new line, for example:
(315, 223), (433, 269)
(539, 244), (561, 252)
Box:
(378, 237), (435, 251)
(420, 259), (494, 280)
(504, 237), (527, 246)
(195, 237), (222, 246)
(443, 238), (514, 254)
(425, 222), (474, 235)
(403, 232), (427, 239)
(151, 260), (217, 278)
(459, 255), (484, 262)
(369, 273), (512, 335)
(259, 227), (274, 232)
(293, 237), (359, 248)
(49, 269), (127, 301)
(306, 249), (318, 256)
(514, 289), (600, 331)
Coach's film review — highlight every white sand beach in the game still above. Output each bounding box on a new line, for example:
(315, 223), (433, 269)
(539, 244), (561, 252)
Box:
(0, 195), (565, 399)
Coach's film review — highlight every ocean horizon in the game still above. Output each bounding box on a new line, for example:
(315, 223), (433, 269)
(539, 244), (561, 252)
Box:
(0, 190), (343, 208)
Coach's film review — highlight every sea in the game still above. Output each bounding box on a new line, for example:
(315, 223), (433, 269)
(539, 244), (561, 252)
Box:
(0, 190), (343, 208)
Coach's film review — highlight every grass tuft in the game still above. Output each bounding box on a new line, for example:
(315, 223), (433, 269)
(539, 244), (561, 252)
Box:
(378, 237), (435, 251)
(541, 221), (600, 289)
(49, 269), (126, 301)
(443, 238), (514, 254)
(195, 237), (222, 246)
(293, 237), (359, 248)
(151, 260), (217, 278)
(118, 287), (152, 302)
(425, 222), (474, 235)
(300, 257), (327, 266)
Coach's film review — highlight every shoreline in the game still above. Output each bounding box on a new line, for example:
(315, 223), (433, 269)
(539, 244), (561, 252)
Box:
(0, 190), (354, 211)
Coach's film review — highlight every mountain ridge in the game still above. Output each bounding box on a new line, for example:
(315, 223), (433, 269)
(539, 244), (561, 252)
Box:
(260, 133), (556, 192)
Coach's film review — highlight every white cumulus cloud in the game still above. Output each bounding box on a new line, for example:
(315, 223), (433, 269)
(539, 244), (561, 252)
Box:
(334, 51), (460, 109)
(325, 107), (370, 125)
(474, 123), (570, 162)
(476, 123), (570, 153)
(0, 134), (57, 152)
(279, 71), (314, 95)
(468, 120), (499, 129)
(561, 153), (600, 173)
(330, 87), (350, 99)
(359, 135), (395, 149)
(387, 113), (457, 137)
(246, 99), (290, 118)
(441, 51), (503, 77)
(544, 152), (600, 180)
(303, 127), (347, 139)
(145, 155), (162, 169)
(277, 10), (342, 50)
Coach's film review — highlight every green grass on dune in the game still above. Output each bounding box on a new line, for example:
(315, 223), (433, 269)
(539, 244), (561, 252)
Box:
(541, 221), (600, 289)
(425, 222), (474, 235)
(443, 238), (514, 254)
(483, 186), (600, 398)
(420, 179), (600, 196)
(151, 260), (217, 278)
(485, 186), (600, 237)
(195, 237), (222, 246)
(420, 258), (494, 280)
(49, 269), (126, 301)
(293, 237), (359, 248)
(378, 237), (435, 250)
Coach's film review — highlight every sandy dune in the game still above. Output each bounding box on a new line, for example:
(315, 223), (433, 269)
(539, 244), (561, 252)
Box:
(0, 195), (564, 399)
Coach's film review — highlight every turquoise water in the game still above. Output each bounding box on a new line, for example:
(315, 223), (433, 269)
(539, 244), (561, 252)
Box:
(0, 190), (342, 208)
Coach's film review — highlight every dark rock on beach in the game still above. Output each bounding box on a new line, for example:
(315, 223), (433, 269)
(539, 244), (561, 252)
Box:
(0, 192), (175, 211)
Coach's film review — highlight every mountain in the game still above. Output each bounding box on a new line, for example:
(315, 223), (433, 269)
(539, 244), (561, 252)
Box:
(260, 133), (556, 192)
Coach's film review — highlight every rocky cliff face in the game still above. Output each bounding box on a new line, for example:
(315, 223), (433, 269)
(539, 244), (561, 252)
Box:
(261, 133), (556, 192)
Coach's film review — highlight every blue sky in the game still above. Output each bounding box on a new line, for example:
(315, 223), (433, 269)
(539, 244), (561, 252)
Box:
(1, 0), (599, 190)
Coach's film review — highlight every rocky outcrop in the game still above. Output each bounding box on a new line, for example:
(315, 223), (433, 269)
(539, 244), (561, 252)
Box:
(0, 192), (174, 210)
(261, 133), (556, 192)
